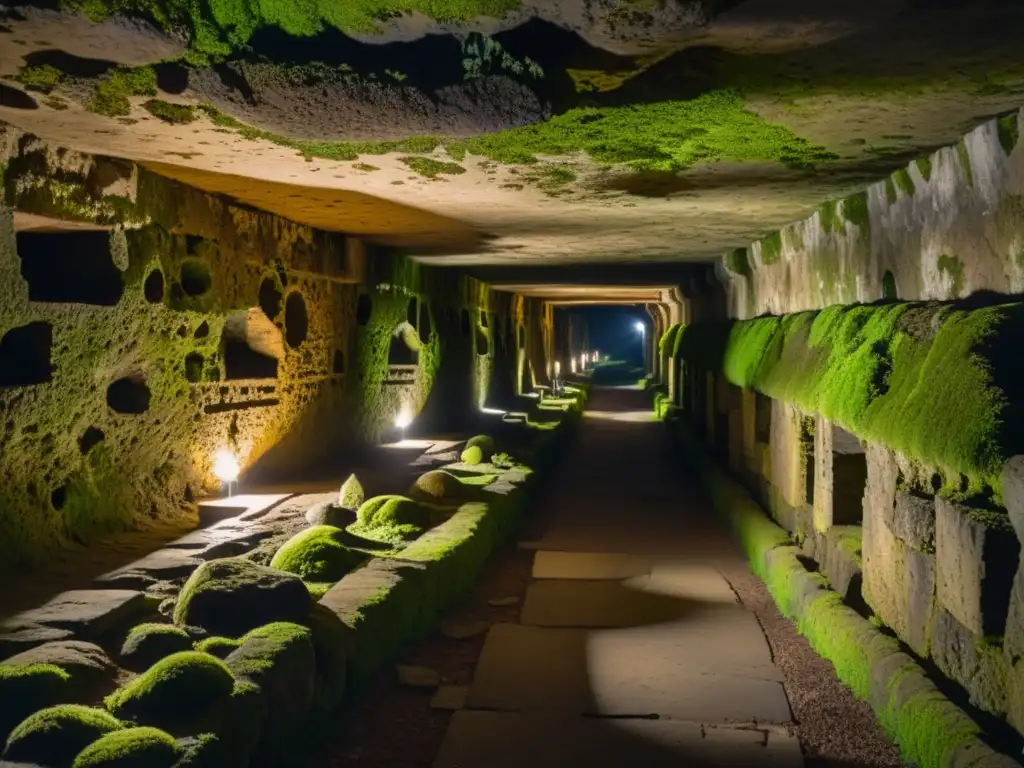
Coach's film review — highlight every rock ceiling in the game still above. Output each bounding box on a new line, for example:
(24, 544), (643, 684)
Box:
(1, 0), (1022, 272)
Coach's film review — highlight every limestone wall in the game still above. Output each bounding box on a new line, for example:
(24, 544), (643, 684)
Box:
(0, 129), (541, 573)
(716, 108), (1024, 317)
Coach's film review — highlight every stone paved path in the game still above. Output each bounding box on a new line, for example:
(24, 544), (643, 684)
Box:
(434, 386), (804, 767)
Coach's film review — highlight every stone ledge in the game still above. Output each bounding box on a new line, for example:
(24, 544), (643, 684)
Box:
(673, 422), (1021, 768)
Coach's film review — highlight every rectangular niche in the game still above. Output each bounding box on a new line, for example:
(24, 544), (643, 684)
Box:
(0, 322), (53, 387)
(16, 230), (124, 305)
(831, 425), (867, 525)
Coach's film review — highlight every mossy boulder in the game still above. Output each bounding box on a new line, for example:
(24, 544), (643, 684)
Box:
(408, 470), (464, 502)
(3, 704), (123, 767)
(304, 501), (356, 528)
(192, 637), (240, 659)
(3, 641), (117, 700)
(338, 474), (364, 510)
(460, 445), (484, 465)
(466, 434), (495, 456)
(354, 495), (431, 542)
(72, 726), (181, 768)
(303, 604), (349, 715)
(104, 652), (235, 731)
(225, 623), (314, 759)
(0, 663), (72, 742)
(173, 557), (312, 637)
(269, 526), (363, 582)
(120, 624), (192, 671)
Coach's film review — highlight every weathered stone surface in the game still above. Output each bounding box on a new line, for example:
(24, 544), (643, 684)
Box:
(440, 620), (489, 640)
(863, 474), (908, 639)
(892, 491), (936, 552)
(0, 590), (147, 644)
(1, 640), (117, 695)
(817, 526), (862, 604)
(930, 608), (1008, 716)
(94, 549), (202, 586)
(904, 546), (937, 657)
(1006, 567), (1024, 664)
(488, 596), (520, 607)
(174, 558), (312, 637)
(1000, 455), (1024, 543)
(1008, 660), (1024, 735)
(769, 400), (805, 511)
(935, 498), (1020, 636)
(397, 665), (441, 688)
(305, 502), (356, 528)
(0, 624), (75, 659)
(431, 684), (468, 711)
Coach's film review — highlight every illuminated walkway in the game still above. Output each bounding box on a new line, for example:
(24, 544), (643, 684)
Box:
(433, 386), (803, 767)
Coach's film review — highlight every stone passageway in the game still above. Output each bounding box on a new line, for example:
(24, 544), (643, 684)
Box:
(434, 385), (801, 766)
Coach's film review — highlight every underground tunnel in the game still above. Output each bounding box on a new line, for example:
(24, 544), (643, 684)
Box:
(0, 1), (1022, 767)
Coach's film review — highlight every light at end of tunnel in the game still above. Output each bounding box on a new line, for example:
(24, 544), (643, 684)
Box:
(571, 357), (577, 374)
(395, 409), (413, 430)
(634, 321), (645, 334)
(554, 360), (561, 376)
(213, 449), (240, 484)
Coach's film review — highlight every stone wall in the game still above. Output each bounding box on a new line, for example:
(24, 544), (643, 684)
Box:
(0, 128), (548, 573)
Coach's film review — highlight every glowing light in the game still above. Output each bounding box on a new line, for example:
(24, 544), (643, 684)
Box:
(580, 354), (586, 370)
(480, 407), (506, 415)
(570, 357), (577, 374)
(634, 321), (645, 334)
(554, 360), (561, 376)
(213, 449), (240, 484)
(394, 409), (412, 430)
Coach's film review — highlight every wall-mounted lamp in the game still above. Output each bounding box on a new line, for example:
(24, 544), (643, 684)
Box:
(554, 360), (561, 377)
(395, 409), (412, 431)
(213, 448), (240, 497)
(570, 357), (577, 374)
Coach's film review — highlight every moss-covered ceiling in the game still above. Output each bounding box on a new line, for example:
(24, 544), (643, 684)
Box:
(1, 0), (1022, 265)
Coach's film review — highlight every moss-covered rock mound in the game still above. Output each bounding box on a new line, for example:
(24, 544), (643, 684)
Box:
(192, 637), (240, 659)
(270, 526), (362, 581)
(303, 604), (348, 715)
(466, 434), (495, 456)
(3, 704), (122, 767)
(120, 624), (192, 671)
(73, 726), (181, 768)
(408, 470), (464, 501)
(460, 445), (484, 465)
(0, 663), (72, 742)
(173, 557), (312, 637)
(353, 495), (432, 543)
(225, 622), (315, 759)
(104, 652), (234, 731)
(304, 501), (356, 528)
(338, 474), (365, 510)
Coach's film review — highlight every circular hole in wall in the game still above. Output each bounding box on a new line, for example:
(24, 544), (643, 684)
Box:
(333, 349), (345, 374)
(285, 292), (309, 348)
(407, 298), (418, 327)
(50, 484), (67, 510)
(79, 426), (105, 454)
(107, 376), (151, 414)
(194, 321), (210, 339)
(259, 277), (283, 319)
(184, 352), (205, 383)
(143, 269), (165, 303)
(179, 259), (212, 297)
(356, 294), (372, 326)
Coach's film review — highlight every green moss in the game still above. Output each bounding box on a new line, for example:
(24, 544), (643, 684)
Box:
(0, 663), (72, 740)
(104, 652), (235, 730)
(998, 113), (1020, 155)
(339, 474), (364, 510)
(192, 637), (240, 658)
(352, 495), (433, 543)
(269, 525), (362, 581)
(141, 99), (197, 124)
(885, 178), (898, 206)
(399, 156), (466, 179)
(352, 163), (380, 172)
(916, 157), (933, 182)
(4, 705), (123, 766)
(678, 301), (1024, 497)
(937, 254), (965, 297)
(409, 470), (464, 501)
(72, 726), (181, 768)
(461, 445), (484, 465)
(466, 434), (495, 455)
(89, 67), (157, 117)
(957, 139), (974, 188)
(820, 199), (842, 234)
(659, 323), (684, 356)
(120, 623), (192, 670)
(17, 64), (64, 93)
(760, 231), (783, 265)
(843, 191), (870, 232)
(893, 168), (916, 198)
(725, 248), (752, 278)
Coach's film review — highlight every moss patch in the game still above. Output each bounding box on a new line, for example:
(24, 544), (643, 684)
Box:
(352, 495), (433, 543)
(120, 623), (192, 670)
(998, 113), (1020, 155)
(937, 254), (965, 297)
(17, 64), (64, 93)
(88, 67), (157, 117)
(893, 168), (916, 198)
(339, 474), (365, 510)
(677, 301), (1024, 498)
(192, 637), (240, 659)
(760, 231), (783, 265)
(916, 157), (934, 181)
(957, 139), (974, 188)
(461, 445), (484, 465)
(72, 726), (180, 768)
(269, 525), (363, 581)
(4, 704), (122, 766)
(141, 99), (197, 125)
(399, 156), (466, 179)
(0, 663), (72, 741)
(104, 651), (235, 730)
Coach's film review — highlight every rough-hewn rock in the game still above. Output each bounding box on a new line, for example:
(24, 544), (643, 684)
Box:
(904, 547), (937, 658)
(935, 498), (1020, 636)
(119, 623), (192, 671)
(892, 491), (936, 552)
(173, 559), (312, 637)
(304, 502), (356, 528)
(1006, 567), (1024, 665)
(999, 455), (1024, 543)
(930, 608), (1008, 716)
(0, 590), (147, 644)
(1, 641), (117, 697)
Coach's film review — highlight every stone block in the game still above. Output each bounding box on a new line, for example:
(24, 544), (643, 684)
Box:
(999, 455), (1024, 543)
(1006, 567), (1024, 664)
(769, 400), (805, 510)
(936, 498), (1020, 636)
(930, 608), (1008, 716)
(0, 590), (147, 643)
(818, 526), (863, 604)
(864, 443), (898, 536)
(93, 548), (202, 587)
(862, 495), (909, 640)
(892, 492), (936, 552)
(1008, 660), (1024, 735)
(905, 546), (937, 657)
